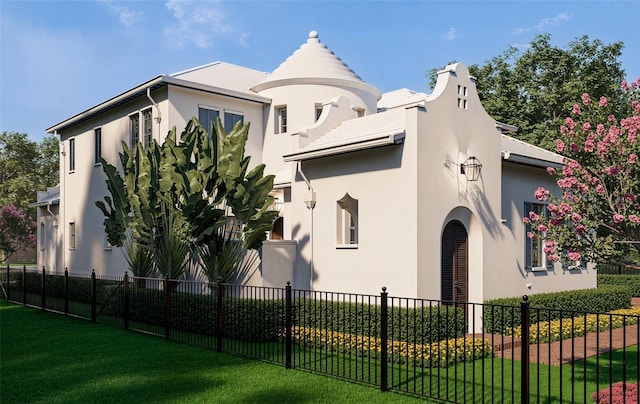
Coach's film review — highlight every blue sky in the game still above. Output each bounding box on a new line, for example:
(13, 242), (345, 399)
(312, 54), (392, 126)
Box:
(1, 0), (639, 142)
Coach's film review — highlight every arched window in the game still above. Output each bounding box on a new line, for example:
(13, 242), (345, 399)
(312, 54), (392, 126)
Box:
(337, 193), (358, 246)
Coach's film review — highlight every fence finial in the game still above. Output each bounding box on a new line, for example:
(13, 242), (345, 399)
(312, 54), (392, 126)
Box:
(522, 294), (529, 303)
(382, 286), (387, 293)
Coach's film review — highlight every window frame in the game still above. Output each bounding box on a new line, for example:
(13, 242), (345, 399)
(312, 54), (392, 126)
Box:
(223, 110), (244, 133)
(69, 222), (76, 250)
(40, 222), (45, 251)
(142, 108), (153, 149)
(524, 202), (551, 271)
(129, 113), (140, 148)
(198, 105), (220, 137)
(94, 127), (102, 165)
(336, 194), (358, 248)
(275, 105), (287, 134)
(68, 138), (76, 172)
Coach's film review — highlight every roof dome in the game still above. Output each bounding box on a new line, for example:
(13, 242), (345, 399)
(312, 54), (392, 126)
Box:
(251, 31), (380, 98)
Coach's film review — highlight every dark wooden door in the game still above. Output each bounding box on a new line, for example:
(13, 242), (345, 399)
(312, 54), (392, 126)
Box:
(441, 221), (469, 308)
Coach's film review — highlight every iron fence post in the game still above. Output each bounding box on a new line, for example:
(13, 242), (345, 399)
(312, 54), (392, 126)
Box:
(91, 269), (96, 322)
(164, 276), (171, 340)
(41, 266), (46, 310)
(216, 277), (224, 352)
(123, 272), (129, 330)
(22, 265), (26, 305)
(64, 268), (69, 315)
(521, 295), (530, 404)
(285, 281), (292, 369)
(380, 286), (388, 392)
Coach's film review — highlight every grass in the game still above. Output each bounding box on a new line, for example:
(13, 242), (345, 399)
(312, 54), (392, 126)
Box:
(3, 298), (639, 403)
(0, 300), (429, 404)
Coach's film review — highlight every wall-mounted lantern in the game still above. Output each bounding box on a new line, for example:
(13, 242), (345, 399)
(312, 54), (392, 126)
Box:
(460, 156), (482, 181)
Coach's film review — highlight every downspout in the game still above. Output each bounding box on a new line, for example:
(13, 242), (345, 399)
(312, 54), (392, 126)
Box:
(146, 87), (162, 140)
(46, 202), (58, 272)
(297, 161), (316, 290)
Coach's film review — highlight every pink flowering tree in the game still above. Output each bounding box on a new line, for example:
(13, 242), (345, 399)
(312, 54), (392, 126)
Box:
(0, 204), (36, 263)
(525, 79), (640, 264)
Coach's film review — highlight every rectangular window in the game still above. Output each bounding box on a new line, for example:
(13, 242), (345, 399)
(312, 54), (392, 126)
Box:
(198, 107), (220, 136)
(69, 138), (75, 171)
(69, 222), (76, 249)
(40, 222), (45, 251)
(275, 106), (287, 134)
(94, 128), (102, 165)
(130, 114), (140, 147)
(524, 202), (550, 270)
(142, 109), (153, 149)
(224, 111), (243, 133)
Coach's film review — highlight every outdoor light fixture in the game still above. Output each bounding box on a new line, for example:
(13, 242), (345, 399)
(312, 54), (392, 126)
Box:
(461, 156), (482, 181)
(445, 156), (483, 181)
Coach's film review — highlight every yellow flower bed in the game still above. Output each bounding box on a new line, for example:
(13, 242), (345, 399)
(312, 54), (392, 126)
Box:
(291, 326), (492, 368)
(506, 307), (640, 343)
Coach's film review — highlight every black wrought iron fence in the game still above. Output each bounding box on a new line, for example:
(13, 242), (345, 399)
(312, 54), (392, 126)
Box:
(3, 265), (640, 403)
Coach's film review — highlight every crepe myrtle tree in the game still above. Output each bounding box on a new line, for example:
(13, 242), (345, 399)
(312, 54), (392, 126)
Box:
(525, 78), (640, 264)
(96, 118), (277, 283)
(0, 204), (36, 263)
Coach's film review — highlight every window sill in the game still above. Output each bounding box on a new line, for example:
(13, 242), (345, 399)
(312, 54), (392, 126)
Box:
(529, 266), (549, 272)
(336, 244), (358, 249)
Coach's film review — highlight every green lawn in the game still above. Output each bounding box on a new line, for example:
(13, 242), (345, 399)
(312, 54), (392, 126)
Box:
(0, 300), (428, 404)
(3, 299), (638, 403)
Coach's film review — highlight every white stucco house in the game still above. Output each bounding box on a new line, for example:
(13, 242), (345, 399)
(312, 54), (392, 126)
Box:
(35, 31), (595, 303)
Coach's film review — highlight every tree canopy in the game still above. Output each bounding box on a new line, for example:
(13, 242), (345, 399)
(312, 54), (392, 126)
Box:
(429, 34), (627, 151)
(0, 132), (60, 214)
(526, 80), (640, 264)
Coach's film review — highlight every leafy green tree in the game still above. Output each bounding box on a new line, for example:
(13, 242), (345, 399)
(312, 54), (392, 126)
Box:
(0, 132), (59, 214)
(96, 118), (277, 283)
(428, 34), (626, 151)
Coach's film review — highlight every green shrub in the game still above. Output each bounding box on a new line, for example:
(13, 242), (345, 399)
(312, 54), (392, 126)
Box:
(483, 286), (632, 334)
(598, 274), (640, 297)
(293, 299), (466, 344)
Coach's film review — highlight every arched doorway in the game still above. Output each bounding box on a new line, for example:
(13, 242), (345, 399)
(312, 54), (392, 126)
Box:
(270, 217), (284, 240)
(441, 220), (468, 310)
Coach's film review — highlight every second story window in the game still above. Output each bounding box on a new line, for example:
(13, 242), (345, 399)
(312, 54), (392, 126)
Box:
(69, 138), (75, 172)
(275, 106), (287, 134)
(224, 111), (243, 133)
(142, 109), (153, 148)
(130, 114), (140, 148)
(94, 128), (102, 165)
(198, 107), (220, 136)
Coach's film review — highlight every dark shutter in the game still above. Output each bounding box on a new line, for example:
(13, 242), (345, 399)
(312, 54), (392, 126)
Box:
(441, 221), (468, 305)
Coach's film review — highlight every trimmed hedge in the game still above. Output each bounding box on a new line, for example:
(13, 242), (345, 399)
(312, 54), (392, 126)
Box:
(483, 285), (632, 334)
(10, 272), (466, 344)
(598, 274), (640, 297)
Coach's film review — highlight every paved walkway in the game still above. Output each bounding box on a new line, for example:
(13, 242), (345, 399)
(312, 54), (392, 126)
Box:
(482, 298), (640, 366)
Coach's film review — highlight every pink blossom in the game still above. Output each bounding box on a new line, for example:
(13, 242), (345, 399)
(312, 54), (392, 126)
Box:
(572, 104), (582, 115)
(581, 93), (590, 106)
(630, 154), (638, 164)
(630, 215), (640, 224)
(547, 254), (559, 262)
(534, 187), (549, 201)
(566, 117), (576, 130)
(546, 167), (556, 175)
(550, 218), (562, 226)
(584, 137), (595, 152)
(529, 211), (540, 221)
(522, 217), (531, 224)
(527, 231), (535, 240)
(596, 123), (606, 136)
(538, 224), (548, 232)
(633, 100), (640, 115)
(556, 139), (565, 152)
(622, 80), (629, 91)
(568, 251), (581, 261)
(576, 224), (586, 234)
(613, 214), (625, 224)
(570, 142), (580, 153)
(571, 212), (583, 222)
(599, 96), (608, 107)
(562, 166), (573, 176)
(582, 122), (591, 133)
(605, 166), (620, 176)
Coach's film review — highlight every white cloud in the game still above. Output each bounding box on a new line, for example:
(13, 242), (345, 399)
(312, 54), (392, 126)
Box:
(98, 0), (142, 27)
(441, 27), (457, 41)
(536, 12), (573, 31)
(164, 0), (231, 49)
(513, 27), (529, 36)
(239, 32), (250, 48)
